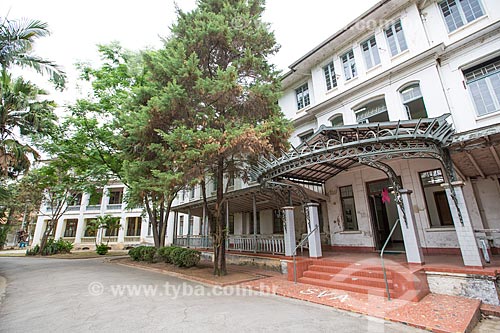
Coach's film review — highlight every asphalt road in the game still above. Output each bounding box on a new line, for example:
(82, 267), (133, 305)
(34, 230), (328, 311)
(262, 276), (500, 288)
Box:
(0, 256), (427, 332)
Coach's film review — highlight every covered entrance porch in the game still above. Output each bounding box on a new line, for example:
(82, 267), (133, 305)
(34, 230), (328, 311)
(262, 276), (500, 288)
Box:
(171, 183), (330, 256)
(250, 115), (485, 267)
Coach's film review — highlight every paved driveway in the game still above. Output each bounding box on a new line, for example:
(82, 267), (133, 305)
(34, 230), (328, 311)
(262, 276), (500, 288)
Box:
(0, 257), (424, 332)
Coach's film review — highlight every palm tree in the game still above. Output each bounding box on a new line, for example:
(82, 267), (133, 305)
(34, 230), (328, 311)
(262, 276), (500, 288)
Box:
(97, 215), (121, 243)
(0, 70), (56, 178)
(0, 17), (66, 88)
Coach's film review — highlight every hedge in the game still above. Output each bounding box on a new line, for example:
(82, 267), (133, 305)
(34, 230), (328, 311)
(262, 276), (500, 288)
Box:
(128, 246), (200, 268)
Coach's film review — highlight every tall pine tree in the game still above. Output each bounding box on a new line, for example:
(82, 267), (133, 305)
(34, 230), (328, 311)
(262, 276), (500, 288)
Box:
(147, 0), (291, 275)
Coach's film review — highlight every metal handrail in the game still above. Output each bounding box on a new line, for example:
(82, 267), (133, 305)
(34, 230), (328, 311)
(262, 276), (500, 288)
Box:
(380, 219), (400, 301)
(293, 225), (319, 284)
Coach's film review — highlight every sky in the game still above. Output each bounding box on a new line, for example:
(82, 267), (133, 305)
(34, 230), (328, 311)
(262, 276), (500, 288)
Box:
(1, 0), (379, 106)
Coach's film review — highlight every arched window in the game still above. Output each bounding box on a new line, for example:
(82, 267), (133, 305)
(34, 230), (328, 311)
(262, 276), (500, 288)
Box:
(400, 83), (428, 119)
(329, 114), (344, 127)
(354, 98), (389, 123)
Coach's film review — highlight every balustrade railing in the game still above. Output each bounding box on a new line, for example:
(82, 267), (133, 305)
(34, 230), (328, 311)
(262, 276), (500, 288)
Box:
(102, 236), (118, 243)
(228, 234), (285, 255)
(86, 205), (101, 211)
(81, 237), (95, 244)
(124, 236), (140, 243)
(175, 235), (212, 248)
(173, 234), (285, 254)
(66, 205), (81, 212)
(106, 204), (122, 210)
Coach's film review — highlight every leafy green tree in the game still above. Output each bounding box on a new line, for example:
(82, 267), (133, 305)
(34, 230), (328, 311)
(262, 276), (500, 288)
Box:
(61, 43), (188, 248)
(146, 0), (291, 275)
(23, 160), (89, 254)
(0, 17), (65, 88)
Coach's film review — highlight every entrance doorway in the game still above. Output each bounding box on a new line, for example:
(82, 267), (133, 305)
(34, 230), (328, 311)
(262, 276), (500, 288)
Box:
(366, 179), (404, 252)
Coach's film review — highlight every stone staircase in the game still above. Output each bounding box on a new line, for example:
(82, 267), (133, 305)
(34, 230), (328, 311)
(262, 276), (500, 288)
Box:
(288, 259), (429, 301)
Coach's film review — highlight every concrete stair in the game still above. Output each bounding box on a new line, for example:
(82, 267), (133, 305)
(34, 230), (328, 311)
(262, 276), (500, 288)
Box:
(288, 259), (429, 301)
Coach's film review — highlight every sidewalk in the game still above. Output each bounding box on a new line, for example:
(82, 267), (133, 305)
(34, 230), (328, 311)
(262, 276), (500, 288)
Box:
(242, 275), (482, 333)
(0, 249), (26, 256)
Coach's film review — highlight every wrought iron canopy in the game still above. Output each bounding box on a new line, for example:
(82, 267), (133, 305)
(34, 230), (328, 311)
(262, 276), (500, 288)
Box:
(250, 115), (455, 184)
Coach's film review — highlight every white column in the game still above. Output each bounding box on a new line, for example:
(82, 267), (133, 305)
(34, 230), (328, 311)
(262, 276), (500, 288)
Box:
(442, 181), (483, 267)
(54, 217), (65, 239)
(305, 203), (322, 258)
(118, 216), (126, 243)
(397, 189), (424, 264)
(32, 216), (45, 246)
(74, 217), (85, 244)
(282, 207), (296, 257)
(140, 217), (149, 243)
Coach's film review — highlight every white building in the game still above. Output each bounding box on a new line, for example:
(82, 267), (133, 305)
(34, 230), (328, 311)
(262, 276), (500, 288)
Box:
(171, 0), (500, 269)
(32, 182), (151, 249)
(33, 0), (500, 268)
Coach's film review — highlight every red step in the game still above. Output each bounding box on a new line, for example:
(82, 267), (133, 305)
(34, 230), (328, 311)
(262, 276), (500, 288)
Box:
(288, 259), (429, 302)
(302, 270), (393, 289)
(308, 264), (392, 280)
(298, 276), (390, 297)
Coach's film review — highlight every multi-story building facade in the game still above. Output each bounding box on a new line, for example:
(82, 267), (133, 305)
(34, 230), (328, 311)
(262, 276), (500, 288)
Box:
(33, 0), (500, 269)
(32, 182), (151, 249)
(172, 0), (500, 268)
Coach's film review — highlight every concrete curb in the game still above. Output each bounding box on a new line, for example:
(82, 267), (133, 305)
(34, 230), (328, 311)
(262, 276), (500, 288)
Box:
(0, 275), (6, 305)
(113, 259), (267, 287)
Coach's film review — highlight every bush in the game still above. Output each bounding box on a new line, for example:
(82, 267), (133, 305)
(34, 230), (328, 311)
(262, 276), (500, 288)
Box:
(26, 244), (39, 256)
(170, 247), (186, 266)
(26, 238), (74, 256)
(96, 243), (108, 255)
(156, 246), (181, 263)
(128, 247), (141, 261)
(127, 246), (156, 262)
(55, 239), (73, 253)
(179, 249), (200, 268)
(128, 246), (200, 267)
(140, 246), (157, 263)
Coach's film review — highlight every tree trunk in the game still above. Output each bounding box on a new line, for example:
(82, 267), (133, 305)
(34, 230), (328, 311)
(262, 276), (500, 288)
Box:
(213, 159), (227, 276)
(38, 220), (55, 254)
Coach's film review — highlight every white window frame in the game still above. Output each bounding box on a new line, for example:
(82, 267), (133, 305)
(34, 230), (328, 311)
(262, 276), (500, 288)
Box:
(361, 36), (380, 70)
(298, 129), (314, 143)
(464, 57), (500, 117)
(438, 0), (485, 33)
(295, 83), (310, 110)
(341, 50), (357, 81)
(329, 114), (344, 127)
(384, 20), (408, 57)
(323, 61), (337, 91)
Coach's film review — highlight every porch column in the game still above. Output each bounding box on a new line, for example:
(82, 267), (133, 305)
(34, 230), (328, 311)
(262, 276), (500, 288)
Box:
(226, 201), (230, 250)
(442, 181), (483, 267)
(282, 206), (296, 257)
(32, 217), (45, 246)
(172, 211), (179, 245)
(305, 203), (322, 258)
(397, 189), (424, 264)
(54, 217), (65, 239)
(74, 217), (85, 244)
(253, 194), (257, 253)
(187, 208), (192, 248)
(117, 216), (126, 243)
(140, 216), (149, 243)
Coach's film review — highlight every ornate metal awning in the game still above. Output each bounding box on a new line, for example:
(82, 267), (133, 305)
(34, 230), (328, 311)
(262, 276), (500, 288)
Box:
(250, 114), (455, 184)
